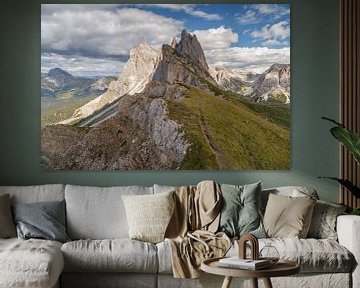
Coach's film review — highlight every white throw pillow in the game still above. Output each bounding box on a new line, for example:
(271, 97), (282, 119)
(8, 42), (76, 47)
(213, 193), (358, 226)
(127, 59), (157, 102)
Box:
(122, 191), (175, 243)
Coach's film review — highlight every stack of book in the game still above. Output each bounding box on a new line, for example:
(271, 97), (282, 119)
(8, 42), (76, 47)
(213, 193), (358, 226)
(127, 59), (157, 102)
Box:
(218, 257), (271, 270)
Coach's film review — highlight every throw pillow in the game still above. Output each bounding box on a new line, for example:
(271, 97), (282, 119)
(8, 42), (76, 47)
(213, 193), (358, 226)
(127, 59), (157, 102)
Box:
(263, 193), (316, 238)
(0, 194), (16, 238)
(122, 191), (175, 243)
(12, 200), (70, 243)
(307, 200), (347, 240)
(218, 182), (266, 238)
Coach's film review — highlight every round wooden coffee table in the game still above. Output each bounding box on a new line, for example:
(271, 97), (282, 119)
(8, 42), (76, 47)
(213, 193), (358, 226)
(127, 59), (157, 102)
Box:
(201, 257), (300, 288)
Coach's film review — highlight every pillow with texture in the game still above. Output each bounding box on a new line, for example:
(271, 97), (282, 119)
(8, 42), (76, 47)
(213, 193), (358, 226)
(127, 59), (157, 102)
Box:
(218, 182), (266, 238)
(122, 191), (175, 243)
(0, 194), (16, 238)
(307, 200), (347, 240)
(12, 200), (70, 243)
(263, 193), (316, 238)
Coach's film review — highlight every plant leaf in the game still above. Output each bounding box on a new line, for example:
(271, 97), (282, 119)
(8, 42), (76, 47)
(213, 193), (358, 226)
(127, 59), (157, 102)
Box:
(319, 177), (360, 198)
(322, 117), (360, 165)
(330, 127), (360, 165)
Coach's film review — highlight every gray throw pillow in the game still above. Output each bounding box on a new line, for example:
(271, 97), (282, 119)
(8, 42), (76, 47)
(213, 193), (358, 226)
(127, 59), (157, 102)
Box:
(0, 194), (16, 238)
(307, 200), (347, 240)
(12, 200), (70, 243)
(218, 182), (266, 238)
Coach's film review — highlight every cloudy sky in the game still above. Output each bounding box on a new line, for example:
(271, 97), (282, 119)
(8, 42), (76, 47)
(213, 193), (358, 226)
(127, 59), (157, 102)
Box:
(41, 4), (290, 77)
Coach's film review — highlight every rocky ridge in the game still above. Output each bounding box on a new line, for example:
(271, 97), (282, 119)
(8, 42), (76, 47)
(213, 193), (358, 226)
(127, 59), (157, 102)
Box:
(246, 64), (290, 103)
(209, 66), (258, 94)
(42, 29), (213, 170)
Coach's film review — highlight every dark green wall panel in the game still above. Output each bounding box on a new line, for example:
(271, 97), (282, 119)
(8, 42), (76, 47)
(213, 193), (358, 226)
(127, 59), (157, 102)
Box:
(0, 0), (340, 202)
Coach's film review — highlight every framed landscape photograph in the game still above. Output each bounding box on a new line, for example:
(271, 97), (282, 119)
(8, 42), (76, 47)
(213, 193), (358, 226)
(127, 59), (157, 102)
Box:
(41, 4), (290, 170)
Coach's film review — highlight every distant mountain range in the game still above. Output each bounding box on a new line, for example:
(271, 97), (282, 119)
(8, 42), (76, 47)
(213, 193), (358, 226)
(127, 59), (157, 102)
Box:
(41, 68), (116, 98)
(41, 30), (290, 170)
(209, 63), (290, 103)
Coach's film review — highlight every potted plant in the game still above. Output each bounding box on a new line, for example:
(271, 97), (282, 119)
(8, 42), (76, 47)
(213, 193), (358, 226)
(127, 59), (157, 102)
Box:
(320, 117), (360, 215)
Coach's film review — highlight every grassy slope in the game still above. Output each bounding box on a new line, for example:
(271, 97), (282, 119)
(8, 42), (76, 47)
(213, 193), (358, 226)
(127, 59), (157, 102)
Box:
(167, 88), (290, 170)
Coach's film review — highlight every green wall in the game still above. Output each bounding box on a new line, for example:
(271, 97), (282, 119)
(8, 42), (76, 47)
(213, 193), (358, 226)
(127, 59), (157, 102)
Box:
(0, 0), (340, 202)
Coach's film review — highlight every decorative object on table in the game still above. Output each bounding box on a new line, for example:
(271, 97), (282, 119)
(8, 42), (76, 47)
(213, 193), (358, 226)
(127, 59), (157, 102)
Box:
(320, 117), (360, 211)
(215, 233), (271, 271)
(259, 245), (280, 265)
(238, 234), (259, 260)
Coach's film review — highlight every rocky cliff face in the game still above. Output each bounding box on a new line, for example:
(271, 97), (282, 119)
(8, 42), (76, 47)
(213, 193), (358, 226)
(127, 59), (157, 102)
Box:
(59, 42), (159, 125)
(247, 64), (290, 103)
(175, 30), (209, 72)
(42, 92), (188, 170)
(149, 30), (216, 98)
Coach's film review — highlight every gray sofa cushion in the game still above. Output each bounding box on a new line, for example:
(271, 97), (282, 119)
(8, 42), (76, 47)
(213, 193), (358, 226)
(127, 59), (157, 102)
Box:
(157, 237), (353, 274)
(65, 185), (153, 239)
(0, 238), (64, 288)
(229, 238), (353, 273)
(0, 184), (65, 204)
(61, 239), (158, 273)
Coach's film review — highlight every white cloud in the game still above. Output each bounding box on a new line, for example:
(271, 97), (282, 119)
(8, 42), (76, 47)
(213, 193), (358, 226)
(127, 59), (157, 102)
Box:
(41, 52), (124, 77)
(192, 26), (239, 50)
(205, 46), (290, 73)
(149, 4), (222, 20)
(41, 6), (183, 57)
(236, 10), (259, 24)
(250, 21), (290, 44)
(236, 4), (290, 25)
(254, 4), (290, 16)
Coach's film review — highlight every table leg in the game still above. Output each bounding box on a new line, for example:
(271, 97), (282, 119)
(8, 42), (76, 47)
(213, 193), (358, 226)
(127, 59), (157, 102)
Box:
(251, 278), (258, 288)
(221, 276), (233, 288)
(263, 277), (273, 288)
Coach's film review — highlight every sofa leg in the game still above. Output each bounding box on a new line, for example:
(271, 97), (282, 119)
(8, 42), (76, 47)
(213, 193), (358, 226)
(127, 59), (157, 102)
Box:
(251, 278), (258, 288)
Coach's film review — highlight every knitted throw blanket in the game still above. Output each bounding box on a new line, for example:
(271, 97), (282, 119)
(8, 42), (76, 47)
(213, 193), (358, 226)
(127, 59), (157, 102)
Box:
(165, 180), (231, 278)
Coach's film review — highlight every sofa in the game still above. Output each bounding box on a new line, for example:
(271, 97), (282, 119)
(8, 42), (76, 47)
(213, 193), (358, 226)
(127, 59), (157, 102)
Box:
(0, 183), (359, 288)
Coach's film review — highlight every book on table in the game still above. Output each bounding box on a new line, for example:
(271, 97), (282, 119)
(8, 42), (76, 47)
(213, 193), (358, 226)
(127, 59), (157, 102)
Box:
(218, 257), (271, 270)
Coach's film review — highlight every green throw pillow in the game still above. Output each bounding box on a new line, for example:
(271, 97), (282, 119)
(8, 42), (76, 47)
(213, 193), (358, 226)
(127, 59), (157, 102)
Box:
(218, 182), (266, 238)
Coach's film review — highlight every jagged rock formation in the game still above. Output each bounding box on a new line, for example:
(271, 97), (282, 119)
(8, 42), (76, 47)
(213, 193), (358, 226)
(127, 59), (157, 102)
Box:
(175, 30), (209, 72)
(59, 43), (159, 125)
(247, 64), (290, 103)
(209, 66), (258, 94)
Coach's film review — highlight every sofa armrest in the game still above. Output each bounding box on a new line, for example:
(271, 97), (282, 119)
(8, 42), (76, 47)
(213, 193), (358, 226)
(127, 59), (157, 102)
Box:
(337, 215), (360, 288)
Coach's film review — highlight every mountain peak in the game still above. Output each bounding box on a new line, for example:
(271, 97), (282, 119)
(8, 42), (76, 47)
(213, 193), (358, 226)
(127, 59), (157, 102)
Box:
(48, 68), (74, 79)
(170, 37), (178, 49)
(175, 30), (208, 71)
